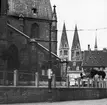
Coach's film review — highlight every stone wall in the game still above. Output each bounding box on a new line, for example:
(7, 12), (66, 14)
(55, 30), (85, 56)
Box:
(0, 87), (107, 104)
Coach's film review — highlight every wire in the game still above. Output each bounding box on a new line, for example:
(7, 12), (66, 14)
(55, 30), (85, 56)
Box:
(57, 27), (107, 32)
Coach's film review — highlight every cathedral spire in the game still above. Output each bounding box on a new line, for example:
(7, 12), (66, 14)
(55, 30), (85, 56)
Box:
(59, 22), (69, 60)
(59, 22), (69, 49)
(71, 24), (81, 51)
(52, 5), (57, 28)
(51, 5), (57, 54)
(94, 35), (98, 50)
(53, 5), (57, 19)
(71, 24), (82, 61)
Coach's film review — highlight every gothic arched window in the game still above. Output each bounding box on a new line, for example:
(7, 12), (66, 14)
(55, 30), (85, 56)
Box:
(31, 23), (39, 38)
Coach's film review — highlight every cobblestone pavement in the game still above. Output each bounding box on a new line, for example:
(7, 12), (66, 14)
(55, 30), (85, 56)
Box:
(1, 98), (107, 105)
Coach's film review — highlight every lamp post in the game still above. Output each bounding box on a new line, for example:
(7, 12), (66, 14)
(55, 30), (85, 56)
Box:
(48, 22), (52, 92)
(48, 5), (57, 92)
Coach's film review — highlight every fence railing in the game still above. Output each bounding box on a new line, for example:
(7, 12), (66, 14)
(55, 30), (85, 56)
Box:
(0, 70), (107, 88)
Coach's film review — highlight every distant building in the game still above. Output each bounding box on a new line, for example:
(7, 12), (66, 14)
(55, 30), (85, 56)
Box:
(82, 49), (107, 75)
(59, 24), (83, 81)
(59, 23), (107, 80)
(82, 37), (107, 78)
(67, 25), (83, 81)
(70, 25), (82, 71)
(82, 50), (107, 68)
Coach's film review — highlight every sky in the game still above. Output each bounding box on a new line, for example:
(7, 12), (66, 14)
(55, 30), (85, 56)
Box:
(50, 0), (107, 58)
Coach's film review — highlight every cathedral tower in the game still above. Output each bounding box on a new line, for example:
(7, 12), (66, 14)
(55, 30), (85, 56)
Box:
(59, 23), (69, 77)
(59, 23), (69, 61)
(71, 25), (82, 61)
(71, 25), (82, 71)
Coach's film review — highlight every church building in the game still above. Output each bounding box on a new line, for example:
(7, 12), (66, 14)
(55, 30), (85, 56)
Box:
(70, 25), (82, 71)
(59, 24), (85, 81)
(0, 0), (61, 83)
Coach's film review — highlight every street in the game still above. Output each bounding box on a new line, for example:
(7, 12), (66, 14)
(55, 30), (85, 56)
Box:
(1, 98), (107, 105)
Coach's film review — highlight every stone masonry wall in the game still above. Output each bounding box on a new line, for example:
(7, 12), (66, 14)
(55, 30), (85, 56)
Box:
(0, 87), (107, 104)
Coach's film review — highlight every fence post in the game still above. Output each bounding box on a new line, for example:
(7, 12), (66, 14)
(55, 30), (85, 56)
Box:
(35, 72), (39, 87)
(102, 80), (103, 88)
(66, 75), (69, 88)
(99, 79), (101, 88)
(77, 78), (80, 88)
(91, 79), (94, 87)
(95, 80), (98, 88)
(87, 78), (90, 87)
(101, 79), (103, 88)
(14, 70), (18, 86)
(52, 74), (56, 88)
(103, 81), (106, 88)
(103, 80), (106, 88)
(106, 81), (107, 88)
(102, 80), (105, 88)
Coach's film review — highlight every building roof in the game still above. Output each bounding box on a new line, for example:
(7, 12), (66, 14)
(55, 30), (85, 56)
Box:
(71, 25), (81, 50)
(82, 50), (107, 67)
(59, 23), (69, 50)
(8, 0), (52, 20)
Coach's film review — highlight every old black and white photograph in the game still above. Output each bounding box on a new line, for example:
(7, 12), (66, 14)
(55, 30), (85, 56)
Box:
(0, 0), (107, 105)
